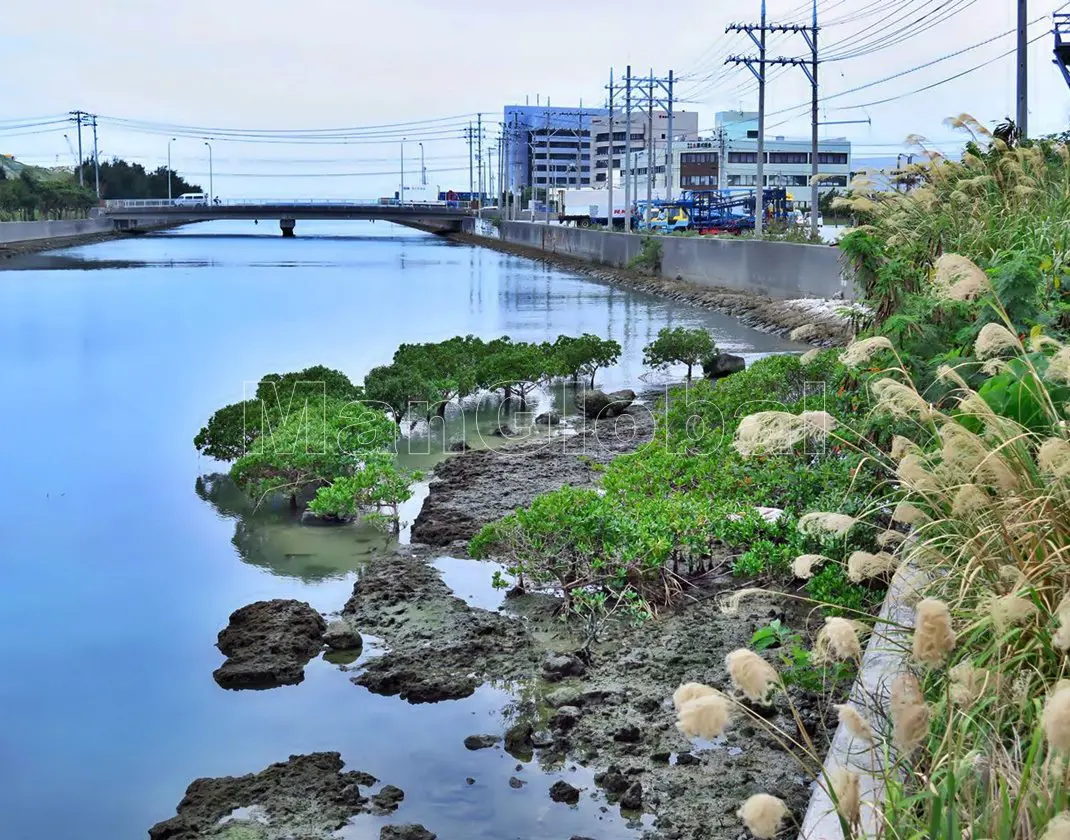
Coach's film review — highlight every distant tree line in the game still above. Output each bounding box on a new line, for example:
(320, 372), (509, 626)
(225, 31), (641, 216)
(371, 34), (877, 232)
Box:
(0, 169), (97, 221)
(0, 157), (204, 221)
(76, 157), (202, 201)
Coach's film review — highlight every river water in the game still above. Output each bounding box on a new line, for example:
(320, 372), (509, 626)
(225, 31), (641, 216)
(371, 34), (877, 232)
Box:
(0, 221), (801, 840)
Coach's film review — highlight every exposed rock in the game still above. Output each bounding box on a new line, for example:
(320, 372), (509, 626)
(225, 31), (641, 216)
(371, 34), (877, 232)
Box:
(702, 352), (746, 379)
(343, 547), (536, 703)
(535, 411), (561, 426)
(508, 777), (524, 789)
(613, 724), (642, 743)
(546, 685), (583, 708)
(447, 440), (472, 452)
(463, 734), (501, 751)
(369, 784), (405, 815)
(549, 780), (581, 804)
(551, 706), (582, 732)
(148, 752), (378, 840)
(594, 766), (630, 795)
(380, 825), (437, 840)
(491, 424), (515, 437)
(504, 721), (534, 756)
(620, 781), (644, 811)
(575, 389), (635, 419)
(212, 599), (326, 690)
(410, 406), (654, 547)
(301, 509), (348, 526)
(323, 618), (362, 651)
(675, 752), (701, 766)
(543, 652), (586, 682)
(531, 730), (555, 748)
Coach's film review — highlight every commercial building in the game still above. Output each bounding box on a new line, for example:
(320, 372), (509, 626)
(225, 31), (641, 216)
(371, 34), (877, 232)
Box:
(589, 110), (699, 187)
(619, 111), (851, 207)
(503, 105), (607, 191)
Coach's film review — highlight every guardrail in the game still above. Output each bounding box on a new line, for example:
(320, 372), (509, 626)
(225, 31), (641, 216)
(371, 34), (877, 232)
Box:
(102, 198), (455, 209)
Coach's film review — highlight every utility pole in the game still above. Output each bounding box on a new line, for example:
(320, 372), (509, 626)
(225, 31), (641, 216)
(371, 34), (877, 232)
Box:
(419, 142), (426, 186)
(756, 1), (767, 239)
(809, 0), (819, 236)
(466, 122), (474, 199)
(477, 113), (484, 207)
(400, 138), (405, 203)
(607, 68), (615, 229)
(645, 69), (655, 224)
(666, 70), (674, 202)
(90, 115), (100, 198)
(727, 1), (771, 238)
(69, 111), (85, 186)
(203, 140), (213, 203)
(624, 65), (632, 232)
(1017, 0), (1028, 137)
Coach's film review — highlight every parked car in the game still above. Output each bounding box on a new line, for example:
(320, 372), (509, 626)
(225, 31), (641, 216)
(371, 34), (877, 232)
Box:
(173, 192), (207, 207)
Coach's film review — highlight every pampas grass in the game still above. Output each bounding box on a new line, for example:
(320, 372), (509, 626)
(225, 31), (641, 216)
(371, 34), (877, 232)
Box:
(673, 682), (716, 712)
(949, 662), (988, 707)
(726, 648), (779, 702)
(814, 616), (864, 663)
(891, 673), (930, 753)
(841, 336), (894, 368)
(1044, 682), (1070, 753)
(974, 322), (1022, 359)
(797, 512), (856, 538)
(932, 253), (990, 301)
(736, 793), (789, 839)
(829, 767), (861, 825)
(676, 692), (732, 739)
(990, 594), (1037, 634)
(847, 550), (898, 582)
(792, 553), (828, 579)
(835, 703), (875, 743)
(1042, 812), (1070, 840)
(912, 598), (956, 667)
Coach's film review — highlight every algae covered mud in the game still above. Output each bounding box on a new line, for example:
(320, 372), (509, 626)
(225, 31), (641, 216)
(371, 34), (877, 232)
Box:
(0, 220), (808, 840)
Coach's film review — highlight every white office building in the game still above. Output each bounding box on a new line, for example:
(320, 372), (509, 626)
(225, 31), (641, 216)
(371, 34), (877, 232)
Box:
(618, 112), (851, 207)
(589, 110), (699, 187)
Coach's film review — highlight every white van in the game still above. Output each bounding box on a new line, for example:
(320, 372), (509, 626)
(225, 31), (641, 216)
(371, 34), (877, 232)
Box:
(174, 193), (207, 206)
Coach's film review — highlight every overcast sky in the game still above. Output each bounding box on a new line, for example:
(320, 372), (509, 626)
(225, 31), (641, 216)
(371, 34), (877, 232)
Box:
(2, 0), (1068, 198)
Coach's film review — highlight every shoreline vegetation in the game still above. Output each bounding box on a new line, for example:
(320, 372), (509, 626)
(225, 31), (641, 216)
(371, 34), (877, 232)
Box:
(168, 120), (1070, 839)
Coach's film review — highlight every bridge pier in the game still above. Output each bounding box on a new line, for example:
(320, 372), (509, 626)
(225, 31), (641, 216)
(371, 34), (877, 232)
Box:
(280, 218), (296, 237)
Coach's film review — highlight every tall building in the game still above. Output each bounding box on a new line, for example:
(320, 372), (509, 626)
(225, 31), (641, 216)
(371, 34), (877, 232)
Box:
(589, 110), (699, 186)
(621, 112), (851, 208)
(503, 105), (607, 191)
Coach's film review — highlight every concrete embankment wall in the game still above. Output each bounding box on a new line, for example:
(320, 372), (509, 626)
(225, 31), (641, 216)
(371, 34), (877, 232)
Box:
(478, 220), (852, 301)
(0, 217), (113, 245)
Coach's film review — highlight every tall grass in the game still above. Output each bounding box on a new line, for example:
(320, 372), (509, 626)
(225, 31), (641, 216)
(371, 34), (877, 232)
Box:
(836, 115), (1070, 332)
(713, 281), (1070, 837)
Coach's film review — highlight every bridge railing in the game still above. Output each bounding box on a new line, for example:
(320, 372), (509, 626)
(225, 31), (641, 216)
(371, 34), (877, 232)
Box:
(102, 198), (459, 210)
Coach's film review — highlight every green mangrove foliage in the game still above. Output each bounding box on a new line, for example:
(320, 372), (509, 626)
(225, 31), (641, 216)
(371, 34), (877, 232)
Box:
(470, 352), (888, 618)
(642, 326), (715, 380)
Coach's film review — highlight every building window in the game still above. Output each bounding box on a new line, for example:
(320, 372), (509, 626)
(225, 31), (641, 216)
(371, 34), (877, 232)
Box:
(682, 175), (715, 186)
(728, 152), (758, 164)
(595, 173), (606, 182)
(682, 152), (717, 165)
(727, 174), (758, 186)
(630, 133), (644, 141)
(822, 175), (848, 186)
(595, 132), (609, 142)
(768, 152), (809, 164)
(817, 152), (848, 165)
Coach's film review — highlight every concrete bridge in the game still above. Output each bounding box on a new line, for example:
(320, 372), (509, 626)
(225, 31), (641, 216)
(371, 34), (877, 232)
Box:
(102, 199), (475, 236)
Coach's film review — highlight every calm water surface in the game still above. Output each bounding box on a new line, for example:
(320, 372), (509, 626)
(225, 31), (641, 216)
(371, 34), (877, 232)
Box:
(0, 221), (801, 839)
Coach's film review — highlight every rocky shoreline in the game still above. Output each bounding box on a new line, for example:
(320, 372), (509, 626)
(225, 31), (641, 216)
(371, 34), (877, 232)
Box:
(450, 230), (855, 347)
(161, 394), (833, 839)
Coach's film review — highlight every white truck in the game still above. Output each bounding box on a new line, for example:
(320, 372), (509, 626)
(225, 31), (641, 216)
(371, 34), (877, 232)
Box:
(558, 189), (632, 228)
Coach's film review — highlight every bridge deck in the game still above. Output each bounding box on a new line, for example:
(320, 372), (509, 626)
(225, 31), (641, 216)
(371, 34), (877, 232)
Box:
(102, 199), (474, 222)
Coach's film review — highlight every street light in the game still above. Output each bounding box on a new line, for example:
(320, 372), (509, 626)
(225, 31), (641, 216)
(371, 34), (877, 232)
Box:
(167, 137), (176, 202)
(418, 142), (426, 186)
(203, 140), (213, 202)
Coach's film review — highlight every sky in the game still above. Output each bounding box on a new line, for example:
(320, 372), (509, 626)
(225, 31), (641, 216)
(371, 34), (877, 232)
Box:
(2, 0), (1069, 199)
